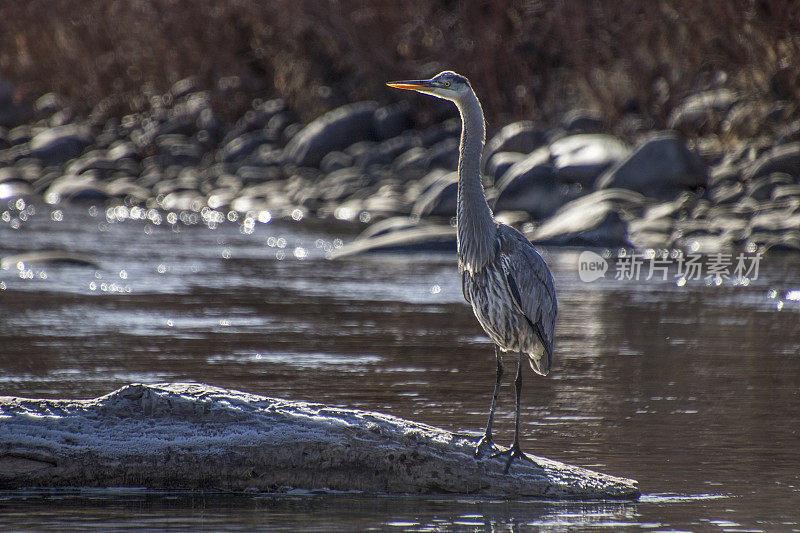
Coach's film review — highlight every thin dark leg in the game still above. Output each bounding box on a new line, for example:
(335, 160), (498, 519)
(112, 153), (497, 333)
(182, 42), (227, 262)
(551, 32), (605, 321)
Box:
(492, 350), (531, 473)
(475, 346), (503, 458)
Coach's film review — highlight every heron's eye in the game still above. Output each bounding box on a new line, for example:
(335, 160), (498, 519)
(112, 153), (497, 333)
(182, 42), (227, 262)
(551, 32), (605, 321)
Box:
(444, 81), (451, 87)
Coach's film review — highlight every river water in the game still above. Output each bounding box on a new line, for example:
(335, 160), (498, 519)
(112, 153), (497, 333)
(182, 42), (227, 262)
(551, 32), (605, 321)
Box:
(0, 203), (798, 531)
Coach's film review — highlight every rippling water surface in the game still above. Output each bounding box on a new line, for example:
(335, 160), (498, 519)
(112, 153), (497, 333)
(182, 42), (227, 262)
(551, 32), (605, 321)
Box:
(1, 204), (799, 531)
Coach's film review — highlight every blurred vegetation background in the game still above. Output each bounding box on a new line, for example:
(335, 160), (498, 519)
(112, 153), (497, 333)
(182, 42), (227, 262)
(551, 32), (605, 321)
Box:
(1, 0), (798, 135)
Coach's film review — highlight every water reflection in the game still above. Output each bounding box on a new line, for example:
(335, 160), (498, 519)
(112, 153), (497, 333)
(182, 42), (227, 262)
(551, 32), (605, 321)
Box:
(0, 489), (651, 531)
(1, 205), (799, 531)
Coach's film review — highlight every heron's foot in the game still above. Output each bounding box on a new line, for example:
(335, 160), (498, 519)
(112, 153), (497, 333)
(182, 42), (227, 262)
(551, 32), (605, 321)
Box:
(474, 433), (504, 458)
(491, 441), (532, 473)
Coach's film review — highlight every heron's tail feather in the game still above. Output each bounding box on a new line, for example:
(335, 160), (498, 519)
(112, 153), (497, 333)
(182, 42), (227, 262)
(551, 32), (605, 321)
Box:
(529, 353), (551, 376)
(529, 323), (553, 376)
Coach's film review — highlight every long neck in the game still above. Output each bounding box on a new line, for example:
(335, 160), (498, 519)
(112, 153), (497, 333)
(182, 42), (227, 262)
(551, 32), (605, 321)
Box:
(455, 91), (495, 272)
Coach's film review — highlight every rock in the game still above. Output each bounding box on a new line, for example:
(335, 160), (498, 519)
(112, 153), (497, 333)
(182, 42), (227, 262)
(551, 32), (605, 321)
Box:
(744, 142), (800, 180)
(197, 108), (222, 142)
(723, 101), (773, 138)
(595, 132), (707, 199)
(227, 101), (286, 140)
(359, 193), (408, 221)
(248, 147), (284, 168)
(411, 171), (458, 218)
(485, 152), (526, 183)
(497, 147), (551, 183)
(355, 216), (426, 240)
(640, 193), (695, 221)
(393, 146), (431, 178)
(425, 137), (459, 170)
(217, 131), (277, 163)
(320, 151), (354, 173)
(0, 167), (23, 183)
(777, 119), (800, 145)
(771, 184), (800, 202)
(0, 383), (638, 497)
(709, 181), (744, 204)
(316, 167), (374, 202)
(493, 164), (569, 220)
(531, 202), (628, 247)
(170, 77), (200, 99)
(483, 121), (547, 171)
(0, 181), (34, 200)
(550, 134), (630, 186)
(65, 150), (137, 179)
(155, 136), (205, 167)
(284, 101), (379, 167)
(7, 125), (32, 145)
(334, 225), (457, 256)
(674, 233), (734, 254)
(105, 178), (150, 203)
(34, 93), (66, 117)
(419, 119), (459, 147)
(359, 133), (420, 169)
(29, 125), (92, 166)
(744, 176), (772, 201)
(106, 140), (140, 162)
(43, 173), (109, 204)
(668, 89), (737, 133)
(162, 191), (206, 211)
(561, 109), (604, 133)
(373, 102), (412, 141)
(748, 209), (800, 233)
(528, 189), (643, 246)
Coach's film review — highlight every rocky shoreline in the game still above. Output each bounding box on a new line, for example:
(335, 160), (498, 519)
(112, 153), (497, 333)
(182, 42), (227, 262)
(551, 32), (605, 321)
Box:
(1, 77), (799, 255)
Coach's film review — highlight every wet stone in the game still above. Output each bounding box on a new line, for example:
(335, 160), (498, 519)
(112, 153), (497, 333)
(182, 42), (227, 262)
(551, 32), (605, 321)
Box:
(29, 124), (92, 166)
(284, 101), (380, 167)
(483, 121), (548, 168)
(595, 132), (707, 200)
(550, 134), (630, 186)
(411, 171), (458, 218)
(485, 152), (526, 184)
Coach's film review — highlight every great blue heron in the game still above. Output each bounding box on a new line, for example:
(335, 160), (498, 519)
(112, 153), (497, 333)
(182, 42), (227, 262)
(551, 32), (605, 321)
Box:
(388, 71), (557, 472)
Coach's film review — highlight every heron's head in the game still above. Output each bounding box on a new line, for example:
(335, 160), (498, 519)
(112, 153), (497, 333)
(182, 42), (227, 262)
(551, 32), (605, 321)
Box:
(387, 71), (472, 103)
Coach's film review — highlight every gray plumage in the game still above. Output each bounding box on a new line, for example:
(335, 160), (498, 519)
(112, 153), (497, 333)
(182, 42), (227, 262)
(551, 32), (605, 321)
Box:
(388, 71), (557, 472)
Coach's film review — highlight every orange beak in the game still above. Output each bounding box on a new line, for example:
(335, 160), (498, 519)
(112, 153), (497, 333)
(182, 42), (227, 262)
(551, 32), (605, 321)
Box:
(386, 80), (435, 92)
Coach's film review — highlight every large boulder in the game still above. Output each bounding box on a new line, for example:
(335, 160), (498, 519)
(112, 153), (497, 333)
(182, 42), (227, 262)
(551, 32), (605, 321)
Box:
(283, 101), (380, 167)
(529, 189), (644, 246)
(485, 151), (526, 183)
(411, 170), (459, 218)
(550, 134), (630, 187)
(482, 121), (547, 171)
(334, 225), (457, 256)
(217, 130), (277, 163)
(29, 125), (93, 166)
(744, 142), (800, 181)
(493, 164), (570, 220)
(594, 132), (707, 199)
(667, 89), (737, 134)
(373, 102), (412, 141)
(43, 172), (109, 204)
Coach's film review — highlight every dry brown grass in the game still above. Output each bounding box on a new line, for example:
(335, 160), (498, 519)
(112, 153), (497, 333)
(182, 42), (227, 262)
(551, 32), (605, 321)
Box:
(1, 0), (798, 133)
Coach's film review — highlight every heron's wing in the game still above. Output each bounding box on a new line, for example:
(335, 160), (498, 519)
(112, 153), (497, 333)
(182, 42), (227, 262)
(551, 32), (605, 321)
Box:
(461, 270), (471, 304)
(497, 224), (558, 359)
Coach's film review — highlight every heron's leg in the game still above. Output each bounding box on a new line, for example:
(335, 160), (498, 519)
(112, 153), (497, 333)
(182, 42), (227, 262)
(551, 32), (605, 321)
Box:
(474, 345), (503, 458)
(491, 349), (531, 473)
